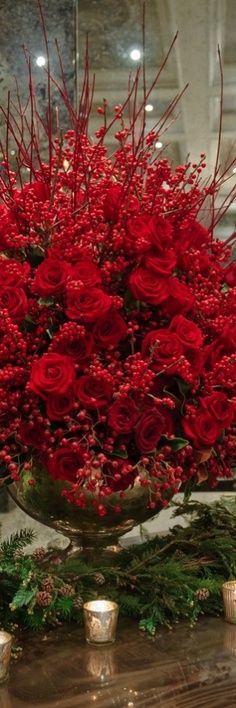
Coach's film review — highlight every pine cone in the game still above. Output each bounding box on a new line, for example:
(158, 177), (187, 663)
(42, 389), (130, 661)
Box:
(73, 596), (84, 610)
(41, 576), (54, 593)
(195, 587), (210, 601)
(32, 547), (47, 562)
(36, 590), (53, 607)
(58, 583), (74, 598)
(94, 572), (105, 586)
(13, 549), (24, 560)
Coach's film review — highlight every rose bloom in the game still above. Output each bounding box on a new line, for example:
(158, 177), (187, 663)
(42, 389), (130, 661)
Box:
(223, 262), (236, 288)
(145, 249), (177, 276)
(93, 311), (127, 349)
(135, 408), (165, 453)
(103, 184), (123, 222)
(18, 422), (46, 449)
(70, 259), (102, 287)
(0, 286), (28, 321)
(200, 392), (234, 428)
(47, 447), (85, 483)
(46, 390), (75, 421)
(66, 286), (112, 322)
(29, 353), (75, 399)
(108, 397), (139, 434)
(142, 329), (183, 371)
(32, 258), (70, 296)
(182, 409), (221, 447)
(52, 327), (94, 364)
(126, 214), (155, 252)
(164, 277), (194, 315)
(185, 348), (205, 377)
(129, 267), (169, 305)
(75, 375), (113, 409)
(22, 180), (50, 202)
(220, 323), (236, 353)
(170, 314), (203, 350)
(149, 215), (174, 251)
(176, 219), (210, 250)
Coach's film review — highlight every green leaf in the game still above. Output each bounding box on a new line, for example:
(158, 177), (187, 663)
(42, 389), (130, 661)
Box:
(174, 378), (191, 397)
(11, 587), (36, 609)
(163, 436), (189, 452)
(110, 449), (128, 459)
(221, 283), (229, 294)
(38, 297), (54, 307)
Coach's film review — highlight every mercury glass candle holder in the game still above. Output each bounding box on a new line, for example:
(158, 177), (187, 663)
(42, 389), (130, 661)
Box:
(222, 581), (236, 624)
(0, 632), (12, 683)
(83, 600), (119, 645)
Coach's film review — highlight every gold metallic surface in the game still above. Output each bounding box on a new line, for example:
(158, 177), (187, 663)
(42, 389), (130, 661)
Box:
(0, 632), (12, 684)
(222, 581), (236, 624)
(9, 471), (161, 550)
(83, 600), (119, 645)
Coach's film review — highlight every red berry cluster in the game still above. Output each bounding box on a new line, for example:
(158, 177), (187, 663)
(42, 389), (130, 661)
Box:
(0, 37), (235, 516)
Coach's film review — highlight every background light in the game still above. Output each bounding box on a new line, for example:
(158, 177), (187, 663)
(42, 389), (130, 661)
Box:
(130, 48), (141, 61)
(233, 167), (236, 174)
(145, 104), (154, 112)
(155, 141), (163, 148)
(36, 55), (46, 67)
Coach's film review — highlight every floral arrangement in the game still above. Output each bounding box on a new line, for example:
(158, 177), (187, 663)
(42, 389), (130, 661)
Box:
(0, 26), (235, 518)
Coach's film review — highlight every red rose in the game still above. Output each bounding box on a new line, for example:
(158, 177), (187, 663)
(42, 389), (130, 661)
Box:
(51, 325), (94, 364)
(93, 311), (127, 349)
(74, 375), (113, 409)
(126, 214), (154, 252)
(103, 458), (136, 492)
(149, 215), (173, 251)
(18, 422), (45, 449)
(200, 392), (233, 428)
(182, 410), (221, 447)
(165, 277), (194, 315)
(47, 447), (85, 483)
(66, 286), (111, 322)
(185, 348), (205, 377)
(70, 259), (102, 287)
(145, 249), (177, 276)
(135, 408), (165, 453)
(103, 185), (123, 222)
(170, 315), (203, 350)
(29, 353), (75, 399)
(129, 268), (169, 305)
(220, 323), (236, 353)
(32, 258), (70, 296)
(22, 180), (50, 202)
(46, 390), (74, 421)
(223, 262), (236, 288)
(0, 287), (28, 321)
(108, 397), (139, 434)
(142, 329), (183, 371)
(176, 220), (210, 250)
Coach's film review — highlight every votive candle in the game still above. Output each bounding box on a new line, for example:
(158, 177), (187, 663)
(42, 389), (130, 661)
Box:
(0, 632), (12, 683)
(83, 599), (119, 645)
(222, 581), (236, 624)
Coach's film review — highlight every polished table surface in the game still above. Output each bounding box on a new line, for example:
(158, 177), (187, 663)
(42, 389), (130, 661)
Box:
(1, 617), (236, 707)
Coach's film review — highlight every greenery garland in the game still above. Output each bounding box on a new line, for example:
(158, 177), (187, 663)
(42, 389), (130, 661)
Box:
(0, 497), (236, 637)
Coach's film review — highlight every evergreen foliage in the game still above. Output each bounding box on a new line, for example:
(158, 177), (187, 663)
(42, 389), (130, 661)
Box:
(0, 497), (235, 636)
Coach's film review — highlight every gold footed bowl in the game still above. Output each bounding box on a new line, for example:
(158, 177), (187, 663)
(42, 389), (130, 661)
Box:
(8, 469), (163, 557)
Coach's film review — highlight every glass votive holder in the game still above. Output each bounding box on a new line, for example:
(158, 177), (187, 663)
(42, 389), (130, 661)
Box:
(83, 600), (119, 645)
(222, 581), (236, 624)
(0, 632), (12, 684)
